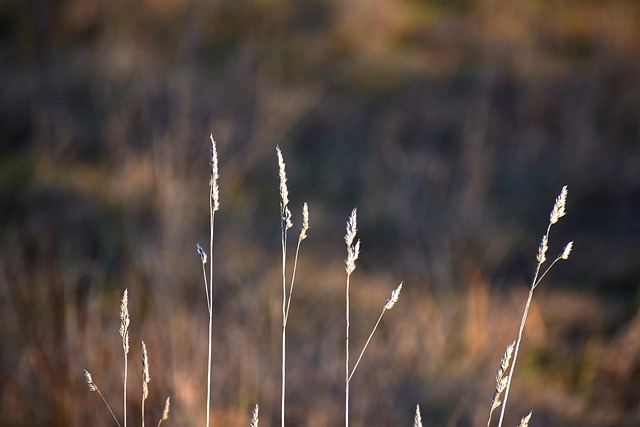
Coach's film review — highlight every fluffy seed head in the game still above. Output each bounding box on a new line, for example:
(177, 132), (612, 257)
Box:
(250, 404), (259, 427)
(345, 208), (357, 247)
(142, 341), (150, 400)
(537, 234), (548, 265)
(83, 369), (97, 392)
(346, 239), (360, 275)
(345, 208), (360, 274)
(550, 185), (567, 224)
(210, 135), (220, 212)
(196, 243), (207, 264)
(496, 341), (515, 383)
(385, 282), (403, 310)
(491, 341), (515, 412)
(119, 289), (130, 354)
(161, 397), (170, 420)
(276, 146), (289, 209)
(518, 411), (532, 427)
(300, 202), (309, 241)
(414, 404), (423, 427)
(561, 241), (573, 260)
(284, 206), (293, 230)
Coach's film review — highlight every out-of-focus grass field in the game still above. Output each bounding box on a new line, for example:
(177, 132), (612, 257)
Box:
(1, 0), (640, 426)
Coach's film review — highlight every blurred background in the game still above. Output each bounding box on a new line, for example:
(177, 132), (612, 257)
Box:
(1, 0), (640, 426)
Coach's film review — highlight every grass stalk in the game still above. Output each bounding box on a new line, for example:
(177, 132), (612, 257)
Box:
(84, 369), (122, 427)
(141, 341), (150, 427)
(204, 135), (220, 427)
(277, 146), (291, 427)
(348, 283), (402, 382)
(344, 208), (360, 427)
(276, 147), (308, 427)
(119, 289), (130, 427)
(495, 186), (573, 427)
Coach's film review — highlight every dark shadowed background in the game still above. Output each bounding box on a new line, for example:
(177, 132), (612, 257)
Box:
(1, 0), (640, 426)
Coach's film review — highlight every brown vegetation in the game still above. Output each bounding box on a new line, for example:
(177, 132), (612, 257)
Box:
(1, 0), (640, 426)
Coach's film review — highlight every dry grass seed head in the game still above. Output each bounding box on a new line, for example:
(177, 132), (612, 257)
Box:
(561, 241), (573, 259)
(536, 234), (548, 265)
(276, 146), (289, 209)
(142, 341), (150, 399)
(119, 289), (130, 354)
(414, 404), (423, 427)
(300, 202), (309, 241)
(196, 243), (207, 264)
(518, 411), (532, 427)
(209, 135), (220, 211)
(550, 185), (567, 224)
(84, 369), (97, 392)
(385, 282), (403, 310)
(250, 404), (259, 427)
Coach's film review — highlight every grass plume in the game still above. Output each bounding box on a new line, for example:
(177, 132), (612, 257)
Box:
(495, 186), (573, 427)
(157, 397), (170, 427)
(276, 146), (309, 427)
(487, 341), (515, 427)
(141, 341), (150, 427)
(197, 135), (220, 427)
(250, 404), (260, 427)
(414, 404), (423, 427)
(119, 289), (130, 427)
(344, 208), (359, 427)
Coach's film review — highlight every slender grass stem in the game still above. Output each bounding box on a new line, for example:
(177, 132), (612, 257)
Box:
(348, 283), (402, 382)
(496, 186), (572, 427)
(280, 207), (288, 427)
(276, 146), (292, 427)
(344, 208), (359, 427)
(119, 290), (129, 427)
(84, 370), (122, 427)
(349, 308), (384, 382)
(205, 135), (219, 427)
(345, 271), (351, 427)
(284, 235), (303, 324)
